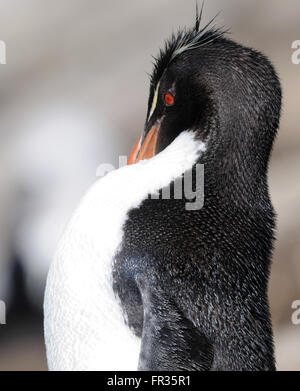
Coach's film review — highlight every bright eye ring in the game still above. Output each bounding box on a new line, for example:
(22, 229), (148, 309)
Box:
(164, 93), (175, 106)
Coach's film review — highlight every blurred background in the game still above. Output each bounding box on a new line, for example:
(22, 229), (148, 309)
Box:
(0, 0), (299, 371)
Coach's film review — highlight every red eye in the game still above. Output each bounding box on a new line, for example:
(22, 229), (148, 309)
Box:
(164, 93), (174, 106)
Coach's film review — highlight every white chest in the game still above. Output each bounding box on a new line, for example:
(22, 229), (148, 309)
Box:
(44, 132), (205, 370)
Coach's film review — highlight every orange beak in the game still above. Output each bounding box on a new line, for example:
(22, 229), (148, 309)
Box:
(127, 122), (160, 165)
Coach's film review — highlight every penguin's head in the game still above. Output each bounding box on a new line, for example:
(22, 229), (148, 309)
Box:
(128, 12), (281, 179)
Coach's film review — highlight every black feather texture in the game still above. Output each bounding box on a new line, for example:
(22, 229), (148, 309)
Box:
(150, 8), (227, 87)
(113, 7), (281, 371)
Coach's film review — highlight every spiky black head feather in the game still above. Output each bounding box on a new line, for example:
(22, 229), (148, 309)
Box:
(150, 8), (227, 88)
(144, 8), (281, 189)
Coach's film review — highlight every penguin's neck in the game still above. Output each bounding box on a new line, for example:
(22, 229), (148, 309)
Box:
(202, 126), (270, 209)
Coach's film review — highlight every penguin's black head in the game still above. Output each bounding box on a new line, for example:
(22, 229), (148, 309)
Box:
(128, 12), (281, 181)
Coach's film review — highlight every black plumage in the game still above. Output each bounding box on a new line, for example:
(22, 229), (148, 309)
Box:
(113, 11), (281, 371)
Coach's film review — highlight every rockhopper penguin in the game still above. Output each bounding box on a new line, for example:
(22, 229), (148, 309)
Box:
(44, 11), (282, 371)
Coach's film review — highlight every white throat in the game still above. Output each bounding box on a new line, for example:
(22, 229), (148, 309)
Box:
(44, 131), (206, 371)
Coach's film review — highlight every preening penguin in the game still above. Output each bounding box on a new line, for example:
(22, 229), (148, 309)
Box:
(44, 10), (281, 371)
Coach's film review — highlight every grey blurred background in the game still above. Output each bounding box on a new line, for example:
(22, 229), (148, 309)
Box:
(0, 0), (299, 371)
